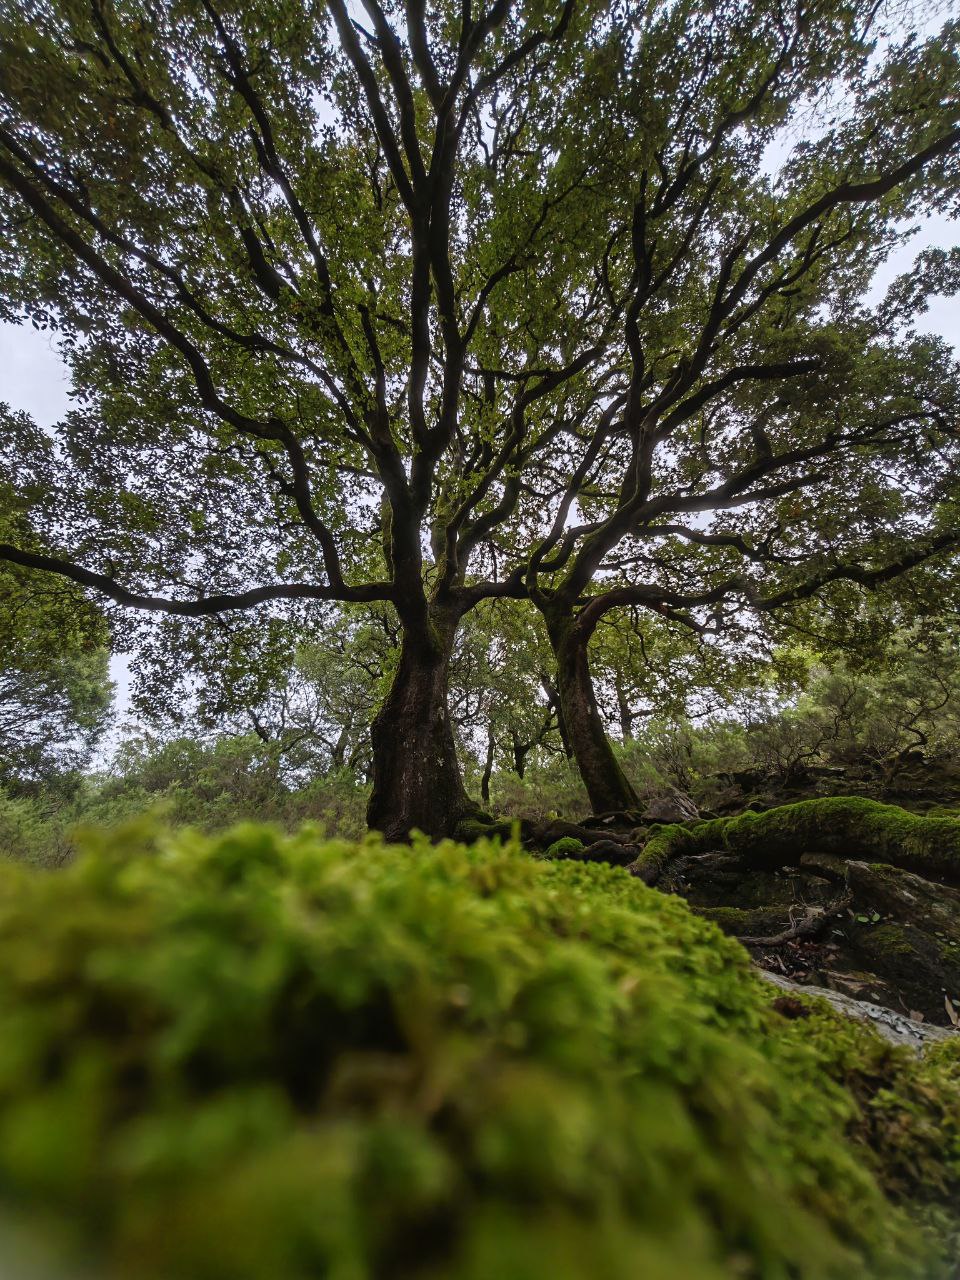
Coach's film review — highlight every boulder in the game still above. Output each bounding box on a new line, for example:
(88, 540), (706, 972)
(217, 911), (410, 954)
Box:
(642, 787), (699, 823)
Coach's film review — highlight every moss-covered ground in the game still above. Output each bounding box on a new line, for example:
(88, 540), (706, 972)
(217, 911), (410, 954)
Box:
(0, 821), (958, 1278)
(629, 796), (960, 885)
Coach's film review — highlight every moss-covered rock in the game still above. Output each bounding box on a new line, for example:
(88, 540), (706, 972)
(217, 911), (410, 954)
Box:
(0, 821), (958, 1278)
(630, 797), (960, 885)
(544, 835), (586, 858)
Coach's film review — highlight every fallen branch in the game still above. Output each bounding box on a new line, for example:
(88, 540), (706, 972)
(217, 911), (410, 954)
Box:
(737, 897), (850, 947)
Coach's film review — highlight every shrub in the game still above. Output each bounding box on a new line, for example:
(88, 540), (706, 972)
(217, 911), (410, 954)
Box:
(0, 823), (957, 1278)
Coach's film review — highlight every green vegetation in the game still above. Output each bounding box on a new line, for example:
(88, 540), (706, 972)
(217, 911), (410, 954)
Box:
(2, 1), (960, 1273)
(0, 735), (369, 868)
(4, 0), (960, 835)
(0, 822), (957, 1279)
(544, 836), (586, 858)
(0, 487), (113, 789)
(631, 796), (960, 884)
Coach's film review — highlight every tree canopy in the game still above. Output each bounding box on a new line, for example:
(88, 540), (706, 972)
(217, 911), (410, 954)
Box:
(2, 0), (959, 835)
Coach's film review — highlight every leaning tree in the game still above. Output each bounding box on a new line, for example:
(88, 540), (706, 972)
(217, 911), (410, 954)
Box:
(2, 0), (959, 836)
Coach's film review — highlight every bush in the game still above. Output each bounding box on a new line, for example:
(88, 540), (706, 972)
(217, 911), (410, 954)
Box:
(0, 791), (74, 868)
(0, 743), (370, 868)
(0, 823), (957, 1279)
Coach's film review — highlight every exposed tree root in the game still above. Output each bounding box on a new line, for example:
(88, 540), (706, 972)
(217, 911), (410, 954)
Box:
(735, 897), (851, 947)
(454, 815), (638, 865)
(629, 796), (960, 886)
(554, 838), (639, 866)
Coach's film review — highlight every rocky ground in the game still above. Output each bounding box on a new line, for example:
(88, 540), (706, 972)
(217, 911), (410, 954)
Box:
(671, 851), (960, 1029)
(518, 763), (960, 1033)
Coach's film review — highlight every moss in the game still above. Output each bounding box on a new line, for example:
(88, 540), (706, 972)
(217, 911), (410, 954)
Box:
(693, 905), (791, 937)
(454, 816), (513, 842)
(545, 836), (586, 858)
(0, 822), (957, 1278)
(630, 797), (960, 884)
(863, 923), (918, 957)
(766, 991), (960, 1204)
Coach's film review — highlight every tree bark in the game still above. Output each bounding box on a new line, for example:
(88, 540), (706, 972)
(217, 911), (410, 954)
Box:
(366, 605), (475, 840)
(544, 612), (640, 814)
(480, 725), (495, 805)
(540, 674), (573, 759)
(615, 675), (634, 742)
(511, 730), (529, 779)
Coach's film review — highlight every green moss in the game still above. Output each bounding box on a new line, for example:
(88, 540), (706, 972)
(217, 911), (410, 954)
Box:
(545, 836), (586, 858)
(0, 821), (957, 1278)
(693, 905), (790, 937)
(630, 797), (960, 883)
(766, 991), (960, 1203)
(864, 923), (917, 957)
(454, 816), (513, 842)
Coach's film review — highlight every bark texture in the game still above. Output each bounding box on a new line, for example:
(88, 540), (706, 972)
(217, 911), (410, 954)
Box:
(367, 608), (474, 840)
(546, 613), (639, 814)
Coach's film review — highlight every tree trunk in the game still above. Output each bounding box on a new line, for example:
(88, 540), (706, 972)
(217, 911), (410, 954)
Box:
(545, 613), (640, 814)
(540, 674), (573, 758)
(480, 726), (495, 805)
(511, 730), (529, 779)
(330, 722), (350, 770)
(367, 606), (475, 840)
(615, 675), (634, 742)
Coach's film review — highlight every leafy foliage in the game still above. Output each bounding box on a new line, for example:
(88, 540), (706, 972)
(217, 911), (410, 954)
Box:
(0, 477), (112, 788)
(2, 0), (960, 831)
(0, 823), (958, 1278)
(616, 630), (960, 808)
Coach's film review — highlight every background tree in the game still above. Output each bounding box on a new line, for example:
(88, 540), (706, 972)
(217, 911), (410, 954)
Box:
(124, 603), (395, 779)
(0, 470), (112, 790)
(2, 0), (959, 836)
(447, 600), (566, 801)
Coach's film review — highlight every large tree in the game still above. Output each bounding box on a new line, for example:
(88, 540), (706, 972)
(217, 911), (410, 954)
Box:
(1, 0), (959, 836)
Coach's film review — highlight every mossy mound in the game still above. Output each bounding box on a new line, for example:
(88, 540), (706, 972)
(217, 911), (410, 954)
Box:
(544, 835), (585, 858)
(632, 796), (960, 885)
(0, 822), (958, 1279)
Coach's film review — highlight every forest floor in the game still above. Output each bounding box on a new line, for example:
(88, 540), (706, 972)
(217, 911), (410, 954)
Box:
(670, 852), (960, 1030)
(506, 760), (960, 1031)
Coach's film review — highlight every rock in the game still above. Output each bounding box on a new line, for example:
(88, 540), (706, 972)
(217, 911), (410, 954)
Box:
(760, 969), (957, 1051)
(642, 788), (699, 823)
(574, 839), (639, 866)
(804, 858), (960, 1024)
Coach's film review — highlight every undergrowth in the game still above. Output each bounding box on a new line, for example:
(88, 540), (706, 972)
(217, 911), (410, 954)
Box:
(0, 822), (957, 1278)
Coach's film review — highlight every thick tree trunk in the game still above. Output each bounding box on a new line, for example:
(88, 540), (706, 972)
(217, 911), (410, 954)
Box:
(367, 607), (475, 841)
(545, 613), (640, 814)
